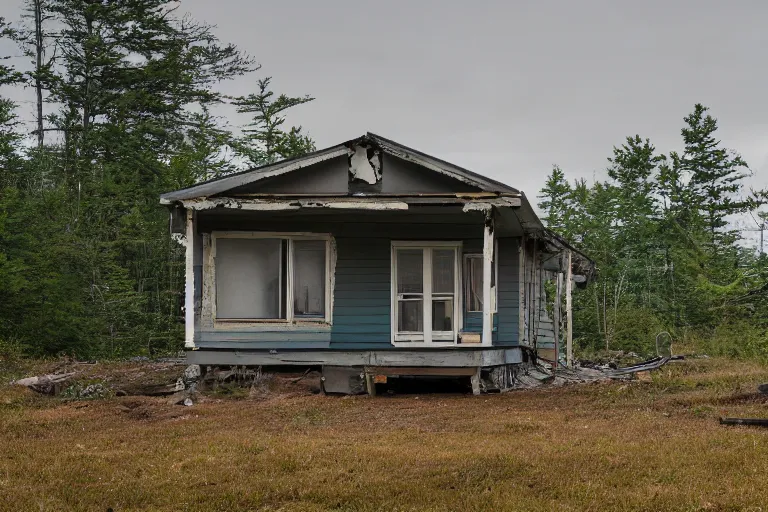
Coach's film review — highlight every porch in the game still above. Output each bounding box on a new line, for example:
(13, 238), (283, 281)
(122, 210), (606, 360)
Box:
(179, 202), (523, 356)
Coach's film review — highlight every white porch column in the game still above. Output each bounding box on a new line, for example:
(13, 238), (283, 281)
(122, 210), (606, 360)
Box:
(565, 250), (573, 368)
(184, 209), (195, 349)
(482, 209), (495, 346)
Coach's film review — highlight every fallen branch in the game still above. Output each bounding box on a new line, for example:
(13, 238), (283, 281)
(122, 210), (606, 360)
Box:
(719, 417), (768, 428)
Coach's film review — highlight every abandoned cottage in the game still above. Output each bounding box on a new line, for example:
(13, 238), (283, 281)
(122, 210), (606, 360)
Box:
(160, 133), (593, 393)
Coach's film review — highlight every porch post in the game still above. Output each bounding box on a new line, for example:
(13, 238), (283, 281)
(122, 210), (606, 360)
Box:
(565, 250), (573, 368)
(482, 209), (495, 346)
(184, 209), (195, 349)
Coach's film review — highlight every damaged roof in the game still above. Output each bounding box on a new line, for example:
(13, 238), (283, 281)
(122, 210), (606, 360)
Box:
(159, 132), (519, 203)
(159, 131), (595, 276)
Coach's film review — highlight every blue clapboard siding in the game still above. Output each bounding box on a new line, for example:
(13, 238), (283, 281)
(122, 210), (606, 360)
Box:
(194, 209), (522, 350)
(195, 328), (331, 350)
(497, 237), (520, 346)
(330, 237), (393, 349)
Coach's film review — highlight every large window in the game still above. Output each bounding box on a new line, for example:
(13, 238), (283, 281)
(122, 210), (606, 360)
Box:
(392, 242), (461, 344)
(213, 233), (330, 323)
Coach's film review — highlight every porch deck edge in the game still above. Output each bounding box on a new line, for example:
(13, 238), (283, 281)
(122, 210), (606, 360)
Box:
(187, 347), (522, 367)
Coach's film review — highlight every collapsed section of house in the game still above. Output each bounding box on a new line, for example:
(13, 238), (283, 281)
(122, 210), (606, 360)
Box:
(160, 133), (596, 394)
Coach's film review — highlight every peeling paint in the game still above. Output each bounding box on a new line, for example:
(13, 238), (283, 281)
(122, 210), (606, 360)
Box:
(348, 145), (381, 184)
(182, 197), (408, 211)
(462, 202), (493, 213)
(171, 232), (187, 247)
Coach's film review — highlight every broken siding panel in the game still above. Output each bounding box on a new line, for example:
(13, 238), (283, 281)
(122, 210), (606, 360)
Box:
(497, 237), (520, 346)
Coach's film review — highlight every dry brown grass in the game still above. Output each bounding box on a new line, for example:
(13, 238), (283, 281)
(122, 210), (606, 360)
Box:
(1, 358), (767, 511)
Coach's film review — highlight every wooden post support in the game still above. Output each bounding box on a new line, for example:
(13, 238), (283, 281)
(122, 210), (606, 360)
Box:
(184, 209), (195, 349)
(554, 266), (563, 369)
(482, 209), (494, 346)
(365, 371), (377, 397)
(471, 367), (482, 395)
(565, 250), (573, 368)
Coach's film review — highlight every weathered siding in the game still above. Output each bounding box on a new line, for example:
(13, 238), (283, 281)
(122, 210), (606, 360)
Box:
(497, 238), (520, 346)
(193, 210), (522, 350)
(330, 238), (392, 349)
(225, 156), (349, 195)
(380, 154), (480, 194)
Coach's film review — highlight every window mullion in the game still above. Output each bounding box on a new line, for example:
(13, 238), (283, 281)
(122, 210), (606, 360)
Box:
(423, 248), (432, 344)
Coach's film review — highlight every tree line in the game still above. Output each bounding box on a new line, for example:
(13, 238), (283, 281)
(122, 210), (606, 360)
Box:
(0, 0), (315, 358)
(538, 104), (768, 358)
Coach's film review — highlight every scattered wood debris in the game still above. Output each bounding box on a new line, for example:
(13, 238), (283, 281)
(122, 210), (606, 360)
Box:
(505, 356), (679, 390)
(12, 373), (77, 394)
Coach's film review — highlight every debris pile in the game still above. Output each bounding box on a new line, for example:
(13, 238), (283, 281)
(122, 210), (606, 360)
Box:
(504, 355), (680, 391)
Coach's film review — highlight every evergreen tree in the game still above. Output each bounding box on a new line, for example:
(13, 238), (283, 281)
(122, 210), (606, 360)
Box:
(537, 165), (573, 236)
(232, 77), (315, 166)
(680, 104), (750, 248)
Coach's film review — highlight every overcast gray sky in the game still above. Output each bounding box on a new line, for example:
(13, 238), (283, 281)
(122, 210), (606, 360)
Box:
(3, 0), (768, 212)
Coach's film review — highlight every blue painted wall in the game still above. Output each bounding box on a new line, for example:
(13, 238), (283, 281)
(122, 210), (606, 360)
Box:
(496, 238), (520, 346)
(329, 235), (519, 349)
(330, 237), (393, 349)
(194, 211), (520, 350)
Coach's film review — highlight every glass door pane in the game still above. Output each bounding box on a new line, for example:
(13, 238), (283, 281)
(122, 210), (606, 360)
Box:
(397, 249), (423, 294)
(396, 248), (424, 334)
(432, 249), (455, 334)
(398, 300), (424, 332)
(432, 249), (454, 294)
(432, 298), (453, 331)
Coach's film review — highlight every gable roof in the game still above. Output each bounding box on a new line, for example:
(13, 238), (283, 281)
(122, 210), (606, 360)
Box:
(159, 132), (519, 204)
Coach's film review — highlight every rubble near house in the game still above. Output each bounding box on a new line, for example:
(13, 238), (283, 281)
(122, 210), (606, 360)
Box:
(483, 355), (680, 392)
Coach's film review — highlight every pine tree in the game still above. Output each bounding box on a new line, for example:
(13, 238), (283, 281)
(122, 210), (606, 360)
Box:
(232, 77), (315, 166)
(681, 104), (750, 248)
(537, 165), (573, 236)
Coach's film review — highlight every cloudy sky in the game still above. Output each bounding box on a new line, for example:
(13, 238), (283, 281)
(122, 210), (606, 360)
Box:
(3, 0), (767, 217)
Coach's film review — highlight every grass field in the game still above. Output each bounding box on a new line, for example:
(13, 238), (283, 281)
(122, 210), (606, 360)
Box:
(1, 357), (767, 511)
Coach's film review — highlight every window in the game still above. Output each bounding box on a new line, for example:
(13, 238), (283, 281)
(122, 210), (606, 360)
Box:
(392, 242), (461, 344)
(465, 255), (484, 312)
(464, 250), (497, 313)
(213, 233), (330, 323)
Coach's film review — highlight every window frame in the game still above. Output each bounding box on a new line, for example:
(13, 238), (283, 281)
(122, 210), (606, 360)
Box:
(210, 231), (333, 327)
(390, 241), (463, 347)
